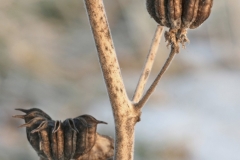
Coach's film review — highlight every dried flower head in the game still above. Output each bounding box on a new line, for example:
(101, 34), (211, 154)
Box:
(13, 108), (114, 160)
(146, 0), (213, 52)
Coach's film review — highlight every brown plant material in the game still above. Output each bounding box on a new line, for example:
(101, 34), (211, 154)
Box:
(77, 133), (114, 160)
(147, 0), (213, 52)
(13, 108), (114, 160)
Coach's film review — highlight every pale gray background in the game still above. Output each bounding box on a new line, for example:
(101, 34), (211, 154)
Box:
(0, 0), (239, 160)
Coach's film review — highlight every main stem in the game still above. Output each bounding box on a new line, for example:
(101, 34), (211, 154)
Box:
(83, 0), (140, 159)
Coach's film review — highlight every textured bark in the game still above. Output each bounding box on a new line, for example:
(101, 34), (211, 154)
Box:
(82, 0), (176, 159)
(83, 0), (140, 159)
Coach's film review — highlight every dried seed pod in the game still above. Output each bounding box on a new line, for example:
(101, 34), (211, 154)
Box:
(14, 108), (52, 121)
(181, 0), (199, 28)
(156, 0), (171, 27)
(146, 0), (213, 52)
(63, 118), (78, 159)
(167, 0), (182, 29)
(51, 121), (58, 160)
(13, 108), (51, 159)
(31, 121), (55, 160)
(77, 133), (114, 160)
(14, 108), (113, 160)
(146, 0), (161, 24)
(190, 0), (213, 29)
(18, 117), (47, 158)
(146, 0), (213, 29)
(72, 117), (88, 159)
(78, 115), (107, 154)
(53, 121), (64, 160)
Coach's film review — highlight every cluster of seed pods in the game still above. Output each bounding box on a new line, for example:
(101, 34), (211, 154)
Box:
(13, 108), (114, 160)
(146, 0), (213, 52)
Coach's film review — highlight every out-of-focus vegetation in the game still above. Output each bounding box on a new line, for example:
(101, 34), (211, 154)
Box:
(0, 0), (240, 160)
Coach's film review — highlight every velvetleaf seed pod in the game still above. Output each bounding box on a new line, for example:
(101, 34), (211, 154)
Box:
(189, 0), (213, 29)
(14, 108), (114, 160)
(146, 0), (213, 52)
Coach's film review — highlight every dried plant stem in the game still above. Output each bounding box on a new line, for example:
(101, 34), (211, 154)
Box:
(136, 47), (177, 108)
(132, 25), (164, 103)
(83, 0), (177, 159)
(83, 0), (140, 159)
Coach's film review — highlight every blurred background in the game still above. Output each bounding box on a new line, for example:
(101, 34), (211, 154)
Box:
(0, 0), (240, 159)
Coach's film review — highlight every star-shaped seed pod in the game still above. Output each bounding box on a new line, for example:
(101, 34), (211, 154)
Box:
(14, 108), (114, 160)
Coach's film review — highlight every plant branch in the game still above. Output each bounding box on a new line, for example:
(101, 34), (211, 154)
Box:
(83, 0), (140, 159)
(136, 47), (177, 108)
(132, 25), (164, 103)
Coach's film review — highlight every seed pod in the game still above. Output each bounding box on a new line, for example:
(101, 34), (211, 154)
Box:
(181, 0), (199, 28)
(14, 108), (52, 121)
(63, 118), (78, 159)
(78, 115), (107, 154)
(72, 117), (88, 159)
(155, 0), (170, 27)
(13, 108), (51, 159)
(146, 0), (161, 24)
(53, 121), (64, 160)
(190, 0), (213, 29)
(146, 0), (213, 52)
(77, 133), (114, 160)
(18, 117), (47, 158)
(167, 0), (182, 29)
(31, 121), (55, 160)
(14, 108), (113, 160)
(49, 121), (61, 160)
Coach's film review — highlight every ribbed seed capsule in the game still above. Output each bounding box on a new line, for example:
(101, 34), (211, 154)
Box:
(14, 108), (114, 160)
(18, 117), (47, 158)
(146, 0), (213, 29)
(146, 0), (213, 52)
(167, 0), (182, 28)
(79, 115), (108, 154)
(77, 133), (114, 160)
(51, 121), (59, 160)
(146, 0), (161, 24)
(155, 0), (170, 27)
(13, 108), (52, 159)
(190, 0), (213, 29)
(63, 118), (78, 159)
(54, 121), (64, 160)
(182, 0), (199, 28)
(73, 117), (88, 159)
(31, 121), (54, 160)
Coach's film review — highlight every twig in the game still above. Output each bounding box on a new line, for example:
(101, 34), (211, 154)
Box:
(132, 25), (164, 103)
(136, 47), (177, 108)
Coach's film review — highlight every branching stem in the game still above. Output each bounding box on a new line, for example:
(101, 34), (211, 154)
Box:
(132, 25), (164, 103)
(83, 0), (139, 159)
(136, 47), (177, 108)
(84, 0), (177, 159)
